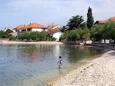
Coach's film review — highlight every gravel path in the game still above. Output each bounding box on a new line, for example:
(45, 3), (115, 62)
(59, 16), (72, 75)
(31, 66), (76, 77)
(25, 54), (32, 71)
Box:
(47, 50), (115, 86)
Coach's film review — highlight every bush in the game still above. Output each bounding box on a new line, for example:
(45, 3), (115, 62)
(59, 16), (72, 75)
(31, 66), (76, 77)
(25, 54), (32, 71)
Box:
(61, 28), (90, 41)
(90, 25), (104, 41)
(91, 22), (115, 41)
(80, 28), (90, 40)
(0, 29), (13, 38)
(0, 31), (7, 38)
(17, 31), (55, 41)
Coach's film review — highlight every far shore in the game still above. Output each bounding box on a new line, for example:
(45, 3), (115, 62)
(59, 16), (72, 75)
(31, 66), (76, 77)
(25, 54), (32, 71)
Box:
(0, 40), (63, 45)
(46, 50), (115, 86)
(0, 40), (115, 52)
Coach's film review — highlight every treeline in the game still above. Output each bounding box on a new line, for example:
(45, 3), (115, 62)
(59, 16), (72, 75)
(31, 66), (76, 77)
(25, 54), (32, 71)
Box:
(0, 29), (13, 38)
(17, 31), (55, 41)
(91, 22), (115, 42)
(61, 22), (115, 42)
(61, 28), (90, 41)
(0, 29), (55, 41)
(61, 7), (115, 43)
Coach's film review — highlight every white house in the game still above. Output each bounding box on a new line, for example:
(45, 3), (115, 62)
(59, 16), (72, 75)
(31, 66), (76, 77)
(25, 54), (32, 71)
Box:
(53, 32), (63, 41)
(31, 28), (48, 32)
(15, 23), (47, 33)
(14, 23), (62, 41)
(47, 25), (62, 41)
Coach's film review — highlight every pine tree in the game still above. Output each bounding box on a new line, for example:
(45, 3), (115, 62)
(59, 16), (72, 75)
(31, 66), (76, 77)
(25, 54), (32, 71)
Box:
(87, 7), (94, 28)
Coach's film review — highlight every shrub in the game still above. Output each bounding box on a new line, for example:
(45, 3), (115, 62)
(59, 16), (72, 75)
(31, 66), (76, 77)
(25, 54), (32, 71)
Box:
(17, 31), (55, 41)
(61, 28), (90, 41)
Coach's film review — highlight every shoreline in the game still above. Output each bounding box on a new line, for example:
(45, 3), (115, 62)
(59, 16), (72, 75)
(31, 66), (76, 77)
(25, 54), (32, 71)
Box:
(0, 40), (63, 45)
(46, 50), (115, 86)
(0, 40), (115, 51)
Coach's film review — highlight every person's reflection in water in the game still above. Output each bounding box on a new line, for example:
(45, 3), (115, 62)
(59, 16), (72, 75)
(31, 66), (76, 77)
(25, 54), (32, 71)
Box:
(58, 67), (64, 77)
(57, 56), (64, 76)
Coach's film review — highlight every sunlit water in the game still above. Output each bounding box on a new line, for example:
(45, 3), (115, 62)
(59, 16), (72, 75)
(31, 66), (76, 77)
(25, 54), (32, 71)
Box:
(0, 44), (103, 86)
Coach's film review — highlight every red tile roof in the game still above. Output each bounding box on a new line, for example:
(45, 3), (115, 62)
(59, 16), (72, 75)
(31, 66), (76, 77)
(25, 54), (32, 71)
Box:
(15, 23), (61, 33)
(29, 23), (47, 28)
(96, 16), (115, 24)
(109, 16), (115, 21)
(16, 23), (47, 30)
(47, 25), (60, 32)
(16, 25), (27, 30)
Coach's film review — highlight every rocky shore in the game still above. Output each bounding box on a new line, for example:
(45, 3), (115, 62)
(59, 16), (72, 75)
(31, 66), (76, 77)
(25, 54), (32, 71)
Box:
(47, 50), (115, 86)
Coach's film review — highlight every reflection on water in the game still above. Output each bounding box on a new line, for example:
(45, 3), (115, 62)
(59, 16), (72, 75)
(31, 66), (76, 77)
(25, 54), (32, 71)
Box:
(0, 44), (103, 86)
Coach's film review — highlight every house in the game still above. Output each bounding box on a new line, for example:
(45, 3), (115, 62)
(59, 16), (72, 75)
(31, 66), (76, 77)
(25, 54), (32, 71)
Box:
(47, 25), (61, 34)
(47, 25), (63, 41)
(95, 16), (115, 24)
(14, 23), (62, 33)
(14, 23), (47, 33)
(53, 32), (63, 41)
(14, 23), (63, 41)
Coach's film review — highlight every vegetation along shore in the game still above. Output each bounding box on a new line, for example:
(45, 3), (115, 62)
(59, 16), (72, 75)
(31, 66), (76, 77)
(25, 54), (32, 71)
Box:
(0, 7), (115, 45)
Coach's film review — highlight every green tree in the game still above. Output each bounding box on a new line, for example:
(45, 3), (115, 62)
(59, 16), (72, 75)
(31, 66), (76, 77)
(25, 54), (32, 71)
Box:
(67, 15), (84, 30)
(90, 25), (104, 41)
(5, 29), (13, 38)
(87, 7), (94, 29)
(61, 28), (90, 41)
(5, 29), (13, 34)
(104, 22), (115, 42)
(17, 31), (55, 41)
(111, 28), (115, 42)
(0, 29), (13, 38)
(0, 30), (6, 38)
(81, 28), (90, 41)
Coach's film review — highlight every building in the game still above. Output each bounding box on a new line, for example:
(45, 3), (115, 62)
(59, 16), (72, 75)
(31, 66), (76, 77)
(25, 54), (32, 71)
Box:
(47, 25), (61, 34)
(53, 32), (63, 41)
(14, 23), (47, 33)
(14, 23), (63, 41)
(95, 16), (115, 24)
(47, 25), (63, 41)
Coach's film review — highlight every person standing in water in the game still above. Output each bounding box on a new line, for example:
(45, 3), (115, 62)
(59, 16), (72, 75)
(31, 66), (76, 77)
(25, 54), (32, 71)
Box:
(57, 56), (63, 69)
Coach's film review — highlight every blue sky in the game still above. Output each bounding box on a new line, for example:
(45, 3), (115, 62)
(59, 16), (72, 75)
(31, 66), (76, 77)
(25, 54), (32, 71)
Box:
(0, 0), (115, 29)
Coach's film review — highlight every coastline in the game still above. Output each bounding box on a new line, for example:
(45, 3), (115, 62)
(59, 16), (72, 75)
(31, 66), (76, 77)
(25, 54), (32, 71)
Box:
(46, 50), (115, 86)
(0, 40), (63, 45)
(0, 40), (115, 50)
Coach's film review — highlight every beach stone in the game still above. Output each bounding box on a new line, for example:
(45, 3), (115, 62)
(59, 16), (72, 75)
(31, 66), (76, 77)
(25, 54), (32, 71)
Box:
(50, 50), (115, 86)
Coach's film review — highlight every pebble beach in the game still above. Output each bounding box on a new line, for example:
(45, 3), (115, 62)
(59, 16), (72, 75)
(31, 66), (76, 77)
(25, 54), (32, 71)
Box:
(47, 50), (115, 86)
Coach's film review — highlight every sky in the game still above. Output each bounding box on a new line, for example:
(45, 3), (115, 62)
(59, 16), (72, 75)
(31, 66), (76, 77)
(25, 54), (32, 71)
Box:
(0, 0), (115, 29)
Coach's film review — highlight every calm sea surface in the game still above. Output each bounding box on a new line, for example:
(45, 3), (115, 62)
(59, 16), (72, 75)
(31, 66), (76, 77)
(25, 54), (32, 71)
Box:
(0, 44), (103, 86)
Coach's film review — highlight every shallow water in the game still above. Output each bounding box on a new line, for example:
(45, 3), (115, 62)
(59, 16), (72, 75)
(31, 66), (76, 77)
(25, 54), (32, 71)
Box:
(0, 44), (103, 86)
